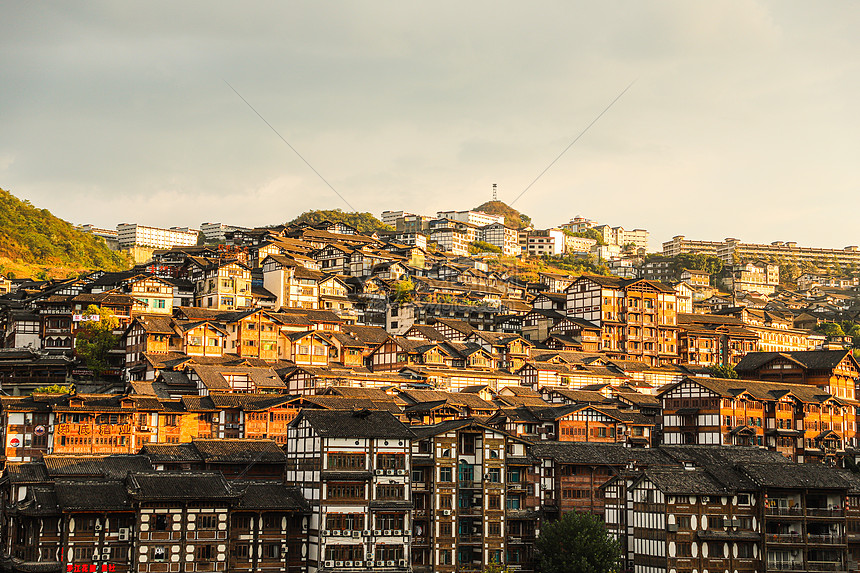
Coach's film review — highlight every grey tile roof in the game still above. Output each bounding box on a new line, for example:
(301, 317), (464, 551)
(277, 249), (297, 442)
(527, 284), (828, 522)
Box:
(191, 439), (287, 464)
(297, 410), (414, 439)
(128, 471), (236, 501)
(55, 480), (132, 511)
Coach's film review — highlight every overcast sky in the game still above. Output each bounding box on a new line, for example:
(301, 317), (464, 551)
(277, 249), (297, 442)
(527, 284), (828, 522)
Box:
(2, 1), (859, 251)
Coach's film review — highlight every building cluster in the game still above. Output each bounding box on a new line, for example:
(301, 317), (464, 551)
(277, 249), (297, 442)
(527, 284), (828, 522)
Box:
(3, 215), (860, 572)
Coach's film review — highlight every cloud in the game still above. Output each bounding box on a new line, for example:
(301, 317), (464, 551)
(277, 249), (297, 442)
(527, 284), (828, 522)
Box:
(0, 1), (858, 250)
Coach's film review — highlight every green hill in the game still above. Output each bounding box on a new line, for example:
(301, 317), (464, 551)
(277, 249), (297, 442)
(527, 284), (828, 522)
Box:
(285, 209), (393, 235)
(0, 188), (130, 279)
(473, 200), (532, 229)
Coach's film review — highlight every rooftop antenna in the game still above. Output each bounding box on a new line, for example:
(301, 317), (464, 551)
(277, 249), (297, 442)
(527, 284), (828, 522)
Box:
(492, 183), (497, 202)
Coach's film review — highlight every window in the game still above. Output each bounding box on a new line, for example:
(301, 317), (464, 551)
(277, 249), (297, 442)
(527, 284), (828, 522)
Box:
(197, 545), (214, 560)
(676, 542), (692, 557)
(440, 522), (452, 537)
(376, 484), (404, 500)
(328, 453), (365, 470)
(486, 467), (501, 483)
(488, 495), (501, 510)
(488, 522), (501, 536)
(440, 467), (453, 482)
(377, 453), (406, 469)
(155, 514), (169, 531)
(326, 513), (364, 531)
(197, 515), (217, 529)
(151, 546), (167, 561)
(328, 483), (364, 500)
(233, 544), (250, 559)
(232, 515), (252, 530)
(440, 495), (453, 509)
(262, 544), (281, 559)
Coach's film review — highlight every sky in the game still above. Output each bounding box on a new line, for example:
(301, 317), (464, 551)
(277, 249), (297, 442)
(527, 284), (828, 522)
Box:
(2, 1), (859, 252)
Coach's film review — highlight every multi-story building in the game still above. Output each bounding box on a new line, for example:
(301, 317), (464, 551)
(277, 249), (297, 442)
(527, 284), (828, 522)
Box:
(566, 275), (679, 366)
(725, 262), (780, 295)
(117, 224), (199, 249)
(563, 234), (597, 254)
(604, 446), (855, 573)
(285, 410), (414, 573)
(479, 223), (520, 256)
(409, 420), (537, 573)
(436, 210), (505, 227)
(661, 235), (722, 257)
(429, 228), (470, 257)
(262, 255), (322, 310)
(734, 349), (860, 402)
(185, 259), (252, 310)
(200, 222), (246, 243)
(677, 313), (760, 366)
(659, 375), (856, 463)
(526, 229), (565, 256)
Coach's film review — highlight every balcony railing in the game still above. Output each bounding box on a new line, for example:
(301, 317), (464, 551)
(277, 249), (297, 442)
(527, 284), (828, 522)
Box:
(767, 562), (805, 571)
(807, 562), (846, 572)
(807, 508), (845, 518)
(765, 506), (803, 516)
(807, 533), (844, 544)
(766, 533), (803, 544)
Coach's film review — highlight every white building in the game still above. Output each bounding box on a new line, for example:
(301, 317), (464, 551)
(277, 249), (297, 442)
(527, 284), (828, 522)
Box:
(429, 228), (470, 256)
(200, 222), (244, 243)
(116, 223), (199, 249)
(436, 210), (504, 227)
(479, 223), (520, 256)
(526, 228), (565, 256)
(381, 210), (422, 227)
(563, 235), (597, 254)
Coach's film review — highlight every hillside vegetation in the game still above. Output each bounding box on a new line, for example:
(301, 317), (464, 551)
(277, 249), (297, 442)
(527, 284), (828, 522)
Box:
(285, 209), (393, 235)
(0, 188), (129, 279)
(473, 200), (532, 229)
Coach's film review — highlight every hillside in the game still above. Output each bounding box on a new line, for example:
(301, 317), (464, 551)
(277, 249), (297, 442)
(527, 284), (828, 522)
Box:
(473, 200), (532, 229)
(0, 188), (129, 279)
(285, 209), (393, 235)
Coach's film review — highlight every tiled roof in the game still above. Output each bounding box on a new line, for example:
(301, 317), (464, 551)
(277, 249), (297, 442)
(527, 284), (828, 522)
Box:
(191, 439), (287, 464)
(297, 410), (414, 439)
(735, 349), (852, 372)
(55, 480), (132, 511)
(235, 481), (309, 511)
(128, 471), (236, 501)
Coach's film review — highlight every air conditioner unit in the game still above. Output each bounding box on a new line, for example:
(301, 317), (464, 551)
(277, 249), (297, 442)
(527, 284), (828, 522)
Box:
(442, 510), (451, 516)
(324, 561), (334, 568)
(92, 554), (100, 561)
(398, 560), (408, 567)
(345, 561), (354, 567)
(363, 530), (371, 536)
(393, 529), (402, 536)
(666, 523), (678, 532)
(484, 474), (491, 481)
(94, 523), (102, 531)
(343, 530), (352, 536)
(118, 528), (130, 541)
(352, 531), (361, 539)
(366, 554), (374, 561)
(322, 529), (331, 536)
(335, 561), (344, 567)
(383, 529), (392, 536)
(376, 561), (385, 567)
(386, 560), (395, 567)
(373, 529), (383, 535)
(102, 548), (111, 558)
(386, 469), (395, 476)
(396, 469), (407, 475)
(375, 469), (385, 475)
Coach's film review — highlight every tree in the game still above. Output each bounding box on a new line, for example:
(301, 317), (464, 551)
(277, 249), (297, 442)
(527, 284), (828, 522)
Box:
(536, 512), (621, 573)
(392, 279), (415, 305)
(816, 322), (846, 338)
(470, 241), (502, 254)
(707, 364), (739, 379)
(32, 384), (71, 394)
(74, 304), (120, 380)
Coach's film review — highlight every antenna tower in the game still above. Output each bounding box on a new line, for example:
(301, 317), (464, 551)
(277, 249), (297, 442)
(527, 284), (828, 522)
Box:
(492, 183), (497, 202)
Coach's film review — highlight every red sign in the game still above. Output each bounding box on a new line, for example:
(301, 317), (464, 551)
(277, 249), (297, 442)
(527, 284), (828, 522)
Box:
(66, 564), (116, 573)
(9, 438), (19, 448)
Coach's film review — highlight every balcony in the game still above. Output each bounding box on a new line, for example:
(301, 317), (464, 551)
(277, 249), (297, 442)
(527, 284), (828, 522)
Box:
(457, 534), (483, 544)
(459, 480), (480, 489)
(766, 533), (804, 544)
(767, 562), (805, 571)
(807, 508), (845, 518)
(765, 506), (803, 517)
(807, 562), (846, 572)
(807, 533), (844, 544)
